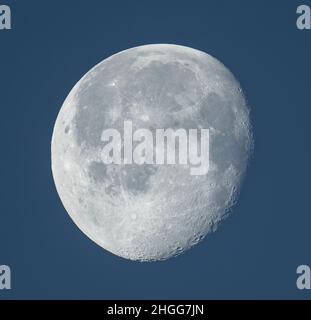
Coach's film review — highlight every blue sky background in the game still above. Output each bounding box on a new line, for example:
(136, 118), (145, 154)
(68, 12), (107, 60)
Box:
(0, 0), (311, 299)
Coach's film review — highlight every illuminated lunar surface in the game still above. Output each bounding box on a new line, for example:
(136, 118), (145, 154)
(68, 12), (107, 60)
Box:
(51, 44), (253, 261)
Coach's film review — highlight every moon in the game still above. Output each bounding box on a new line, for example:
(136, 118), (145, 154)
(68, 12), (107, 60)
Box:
(51, 44), (253, 261)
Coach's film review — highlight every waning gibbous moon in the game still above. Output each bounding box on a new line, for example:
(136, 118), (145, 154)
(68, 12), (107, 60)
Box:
(51, 44), (253, 262)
